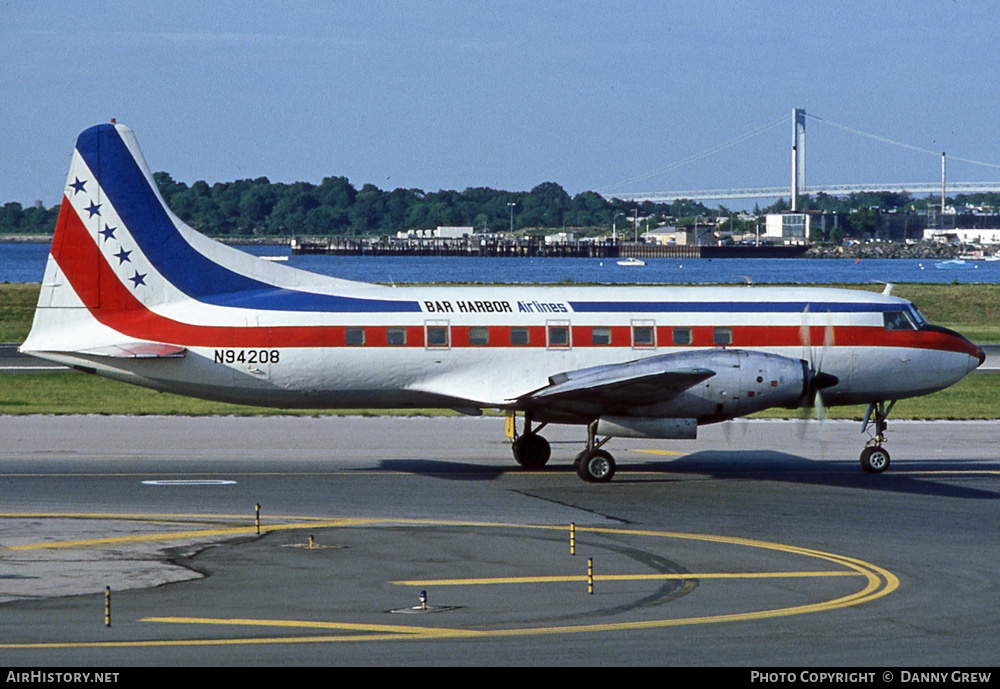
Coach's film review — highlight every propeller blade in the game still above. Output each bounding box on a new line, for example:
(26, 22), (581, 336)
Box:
(814, 390), (832, 451)
(816, 309), (835, 373)
(800, 305), (812, 365)
(815, 388), (827, 421)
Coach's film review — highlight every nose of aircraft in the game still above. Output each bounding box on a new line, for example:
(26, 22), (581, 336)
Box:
(933, 325), (988, 374)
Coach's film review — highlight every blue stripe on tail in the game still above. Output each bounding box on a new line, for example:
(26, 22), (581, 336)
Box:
(75, 124), (419, 313)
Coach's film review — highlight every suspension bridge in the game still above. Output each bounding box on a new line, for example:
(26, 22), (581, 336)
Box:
(610, 110), (1000, 205)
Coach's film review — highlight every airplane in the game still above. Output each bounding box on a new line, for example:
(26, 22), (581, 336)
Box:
(20, 122), (986, 482)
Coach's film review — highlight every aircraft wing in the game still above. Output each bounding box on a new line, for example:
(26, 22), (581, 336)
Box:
(516, 353), (716, 410)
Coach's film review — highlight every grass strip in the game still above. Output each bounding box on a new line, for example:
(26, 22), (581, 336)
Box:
(0, 370), (996, 419)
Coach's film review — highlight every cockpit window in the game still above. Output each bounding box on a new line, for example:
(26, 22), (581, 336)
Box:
(883, 310), (918, 331)
(907, 305), (928, 327)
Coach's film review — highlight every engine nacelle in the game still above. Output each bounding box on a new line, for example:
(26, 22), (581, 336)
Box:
(628, 349), (816, 422)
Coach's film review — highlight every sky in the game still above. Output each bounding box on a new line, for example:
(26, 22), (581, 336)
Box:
(4, 1), (1000, 209)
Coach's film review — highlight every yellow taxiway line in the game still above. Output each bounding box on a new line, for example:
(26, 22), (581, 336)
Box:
(0, 514), (898, 649)
(390, 570), (861, 586)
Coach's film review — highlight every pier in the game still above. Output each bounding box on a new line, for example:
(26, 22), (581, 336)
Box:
(290, 236), (806, 259)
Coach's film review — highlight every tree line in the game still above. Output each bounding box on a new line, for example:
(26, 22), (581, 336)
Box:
(149, 174), (722, 237)
(0, 174), (716, 237)
(3, 173), (998, 238)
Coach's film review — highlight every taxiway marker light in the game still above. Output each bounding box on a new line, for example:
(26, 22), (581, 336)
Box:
(420, 590), (428, 611)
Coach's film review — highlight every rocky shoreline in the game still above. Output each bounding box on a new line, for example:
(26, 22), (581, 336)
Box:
(804, 242), (977, 259)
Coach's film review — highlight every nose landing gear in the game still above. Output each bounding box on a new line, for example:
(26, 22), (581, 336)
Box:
(860, 400), (895, 473)
(860, 445), (891, 473)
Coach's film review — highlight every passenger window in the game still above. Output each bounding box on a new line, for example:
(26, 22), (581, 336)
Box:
(672, 327), (692, 346)
(345, 328), (365, 346)
(547, 325), (570, 348)
(510, 328), (530, 346)
(426, 326), (449, 348)
(632, 325), (655, 348)
(713, 327), (733, 346)
(469, 327), (489, 345)
(387, 328), (406, 346)
(591, 327), (611, 345)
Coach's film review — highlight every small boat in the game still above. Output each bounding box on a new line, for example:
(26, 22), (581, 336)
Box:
(260, 255), (289, 262)
(934, 259), (975, 270)
(616, 257), (646, 267)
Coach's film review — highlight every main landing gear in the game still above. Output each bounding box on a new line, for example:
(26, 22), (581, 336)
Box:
(511, 427), (551, 468)
(510, 414), (617, 482)
(573, 420), (616, 483)
(859, 400), (895, 473)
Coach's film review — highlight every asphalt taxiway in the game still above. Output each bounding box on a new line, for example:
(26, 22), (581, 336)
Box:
(1, 415), (998, 666)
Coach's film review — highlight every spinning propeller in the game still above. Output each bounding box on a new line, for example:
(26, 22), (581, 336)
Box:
(799, 306), (839, 430)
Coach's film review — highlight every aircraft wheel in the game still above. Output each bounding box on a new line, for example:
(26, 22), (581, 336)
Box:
(577, 449), (616, 483)
(512, 433), (551, 468)
(860, 446), (890, 473)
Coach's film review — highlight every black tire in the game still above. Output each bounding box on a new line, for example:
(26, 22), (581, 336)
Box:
(860, 446), (890, 473)
(576, 449), (616, 483)
(512, 433), (551, 468)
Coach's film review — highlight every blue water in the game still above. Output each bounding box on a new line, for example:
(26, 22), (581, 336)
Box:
(3, 241), (999, 285)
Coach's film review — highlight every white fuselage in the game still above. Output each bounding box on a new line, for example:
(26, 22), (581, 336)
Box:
(29, 281), (983, 421)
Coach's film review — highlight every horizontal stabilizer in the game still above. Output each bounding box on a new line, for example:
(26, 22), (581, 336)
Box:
(75, 343), (186, 359)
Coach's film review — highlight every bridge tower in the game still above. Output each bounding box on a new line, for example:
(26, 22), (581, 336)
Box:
(791, 108), (806, 211)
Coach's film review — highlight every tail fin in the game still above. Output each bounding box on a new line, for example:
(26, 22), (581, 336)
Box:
(23, 123), (215, 357)
(21, 122), (413, 362)
(31, 122), (316, 317)
(22, 122), (177, 358)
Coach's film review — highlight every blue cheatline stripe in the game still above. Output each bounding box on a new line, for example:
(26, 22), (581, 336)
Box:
(568, 301), (903, 313)
(73, 124), (420, 313)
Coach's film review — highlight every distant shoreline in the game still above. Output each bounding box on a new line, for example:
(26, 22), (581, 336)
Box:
(0, 235), (984, 260)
